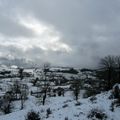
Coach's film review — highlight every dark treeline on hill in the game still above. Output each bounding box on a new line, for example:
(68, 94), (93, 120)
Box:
(0, 71), (11, 75)
(0, 69), (32, 78)
(56, 68), (78, 74)
(80, 68), (95, 72)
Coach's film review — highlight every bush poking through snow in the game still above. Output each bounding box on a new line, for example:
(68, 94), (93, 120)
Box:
(25, 111), (40, 120)
(1, 102), (12, 114)
(71, 80), (81, 101)
(83, 89), (98, 98)
(89, 96), (97, 103)
(31, 77), (39, 86)
(110, 102), (114, 112)
(75, 102), (81, 106)
(64, 117), (68, 120)
(46, 108), (52, 118)
(58, 90), (62, 96)
(62, 104), (68, 108)
(113, 85), (120, 99)
(111, 99), (120, 109)
(87, 108), (107, 120)
(0, 92), (13, 114)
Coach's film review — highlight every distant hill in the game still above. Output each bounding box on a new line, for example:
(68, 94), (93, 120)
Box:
(0, 57), (34, 68)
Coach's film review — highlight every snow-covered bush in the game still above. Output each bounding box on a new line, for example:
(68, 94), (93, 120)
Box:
(75, 102), (81, 106)
(1, 103), (12, 114)
(87, 108), (107, 120)
(112, 84), (120, 99)
(62, 104), (68, 108)
(0, 92), (13, 114)
(110, 102), (115, 112)
(89, 96), (97, 103)
(25, 111), (40, 120)
(64, 117), (68, 120)
(58, 90), (62, 96)
(31, 77), (39, 86)
(83, 89), (98, 98)
(46, 108), (52, 118)
(110, 84), (120, 109)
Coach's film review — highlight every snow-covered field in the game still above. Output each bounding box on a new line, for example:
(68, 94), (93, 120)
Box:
(0, 66), (120, 120)
(0, 90), (120, 120)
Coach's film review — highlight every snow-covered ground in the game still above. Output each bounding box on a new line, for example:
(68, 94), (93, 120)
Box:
(0, 90), (120, 120)
(0, 67), (120, 120)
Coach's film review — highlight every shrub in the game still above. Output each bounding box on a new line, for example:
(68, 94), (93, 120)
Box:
(110, 102), (114, 112)
(46, 108), (52, 118)
(111, 99), (120, 109)
(64, 117), (68, 120)
(26, 111), (40, 120)
(113, 85), (120, 99)
(83, 89), (99, 98)
(75, 102), (81, 106)
(58, 90), (62, 96)
(1, 93), (13, 114)
(89, 96), (97, 103)
(1, 102), (12, 114)
(62, 104), (68, 108)
(87, 108), (107, 120)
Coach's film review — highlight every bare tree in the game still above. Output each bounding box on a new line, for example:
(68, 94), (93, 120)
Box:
(71, 80), (81, 101)
(18, 68), (24, 80)
(20, 84), (29, 110)
(99, 55), (115, 90)
(12, 80), (21, 100)
(42, 63), (51, 105)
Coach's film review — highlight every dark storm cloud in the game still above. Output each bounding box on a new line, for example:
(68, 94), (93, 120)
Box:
(0, 0), (120, 67)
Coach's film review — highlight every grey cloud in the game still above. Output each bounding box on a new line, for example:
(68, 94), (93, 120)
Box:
(0, 14), (34, 37)
(0, 0), (120, 67)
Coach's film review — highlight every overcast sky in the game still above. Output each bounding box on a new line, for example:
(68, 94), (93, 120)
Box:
(0, 0), (120, 67)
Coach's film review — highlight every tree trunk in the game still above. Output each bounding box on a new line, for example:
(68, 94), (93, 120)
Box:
(108, 69), (112, 90)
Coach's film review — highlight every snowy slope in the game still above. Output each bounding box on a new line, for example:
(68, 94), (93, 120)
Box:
(0, 90), (120, 120)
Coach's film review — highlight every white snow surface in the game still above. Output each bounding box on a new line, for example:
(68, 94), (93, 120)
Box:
(0, 67), (120, 120)
(0, 90), (120, 120)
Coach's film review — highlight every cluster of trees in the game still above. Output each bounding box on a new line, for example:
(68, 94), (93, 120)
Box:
(55, 68), (78, 74)
(0, 92), (12, 114)
(98, 55), (120, 90)
(71, 55), (120, 100)
(0, 67), (29, 114)
(0, 81), (28, 114)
